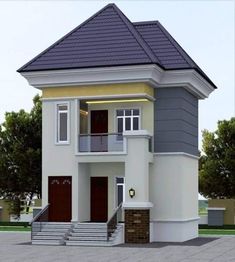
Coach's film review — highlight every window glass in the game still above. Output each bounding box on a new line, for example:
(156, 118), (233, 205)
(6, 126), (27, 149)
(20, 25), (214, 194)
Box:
(58, 105), (67, 111)
(133, 109), (139, 116)
(59, 112), (67, 141)
(57, 103), (69, 143)
(116, 110), (123, 116)
(116, 109), (140, 134)
(125, 118), (131, 130)
(133, 117), (139, 130)
(117, 118), (123, 133)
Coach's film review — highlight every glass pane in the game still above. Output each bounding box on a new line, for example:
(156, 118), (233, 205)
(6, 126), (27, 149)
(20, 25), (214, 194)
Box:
(117, 185), (123, 206)
(133, 117), (139, 130)
(59, 112), (67, 141)
(133, 109), (139, 116)
(117, 110), (123, 116)
(125, 109), (131, 116)
(117, 118), (123, 133)
(116, 177), (124, 184)
(58, 105), (67, 111)
(125, 118), (131, 130)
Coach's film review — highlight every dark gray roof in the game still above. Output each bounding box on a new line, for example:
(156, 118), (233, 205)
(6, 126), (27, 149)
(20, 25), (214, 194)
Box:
(18, 3), (216, 89)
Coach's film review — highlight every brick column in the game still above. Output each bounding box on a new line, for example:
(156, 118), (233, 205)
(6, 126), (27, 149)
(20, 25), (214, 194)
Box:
(125, 209), (149, 243)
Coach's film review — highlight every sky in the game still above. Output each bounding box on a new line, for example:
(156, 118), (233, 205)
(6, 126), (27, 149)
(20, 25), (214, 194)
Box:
(0, 0), (234, 151)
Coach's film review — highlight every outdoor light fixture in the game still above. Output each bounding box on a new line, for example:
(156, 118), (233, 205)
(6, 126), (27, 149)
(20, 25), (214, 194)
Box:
(86, 99), (148, 104)
(129, 188), (135, 198)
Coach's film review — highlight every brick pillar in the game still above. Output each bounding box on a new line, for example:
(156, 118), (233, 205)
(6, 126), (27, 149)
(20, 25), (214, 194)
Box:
(125, 209), (149, 243)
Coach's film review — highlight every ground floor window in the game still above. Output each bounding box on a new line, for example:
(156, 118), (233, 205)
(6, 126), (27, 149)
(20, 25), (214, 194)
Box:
(116, 177), (125, 206)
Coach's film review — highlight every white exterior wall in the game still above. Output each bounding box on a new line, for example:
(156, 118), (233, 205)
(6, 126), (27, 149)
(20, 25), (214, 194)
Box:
(89, 162), (124, 218)
(149, 154), (199, 242)
(42, 99), (77, 210)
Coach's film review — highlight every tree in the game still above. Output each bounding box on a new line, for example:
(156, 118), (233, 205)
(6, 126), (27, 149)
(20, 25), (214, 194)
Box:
(199, 118), (235, 199)
(0, 95), (41, 217)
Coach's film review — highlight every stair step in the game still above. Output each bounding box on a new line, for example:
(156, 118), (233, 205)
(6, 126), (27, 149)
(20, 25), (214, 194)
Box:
(66, 240), (114, 247)
(71, 232), (107, 237)
(73, 229), (107, 234)
(35, 232), (66, 236)
(33, 235), (63, 240)
(68, 236), (107, 241)
(75, 224), (106, 228)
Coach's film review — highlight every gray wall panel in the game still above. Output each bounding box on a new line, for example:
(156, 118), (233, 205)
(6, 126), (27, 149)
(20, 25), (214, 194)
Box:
(154, 87), (199, 156)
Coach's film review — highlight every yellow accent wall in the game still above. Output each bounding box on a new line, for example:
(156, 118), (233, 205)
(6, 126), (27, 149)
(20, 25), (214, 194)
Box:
(42, 83), (154, 98)
(88, 100), (154, 135)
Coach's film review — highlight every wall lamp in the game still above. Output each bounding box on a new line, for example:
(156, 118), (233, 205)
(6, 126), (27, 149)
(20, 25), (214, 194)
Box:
(129, 188), (135, 198)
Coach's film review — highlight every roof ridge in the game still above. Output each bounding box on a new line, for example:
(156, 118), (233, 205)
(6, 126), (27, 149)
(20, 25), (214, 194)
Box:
(133, 21), (159, 26)
(18, 4), (117, 72)
(111, 5), (161, 65)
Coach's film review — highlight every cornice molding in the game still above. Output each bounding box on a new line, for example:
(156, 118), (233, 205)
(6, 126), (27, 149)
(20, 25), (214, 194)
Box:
(20, 64), (215, 99)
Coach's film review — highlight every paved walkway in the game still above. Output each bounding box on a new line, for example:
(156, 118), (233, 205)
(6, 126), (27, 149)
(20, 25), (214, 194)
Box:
(0, 232), (235, 262)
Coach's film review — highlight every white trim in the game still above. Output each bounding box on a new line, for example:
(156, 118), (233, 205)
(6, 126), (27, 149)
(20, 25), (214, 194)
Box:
(55, 101), (70, 145)
(152, 217), (200, 223)
(41, 93), (155, 102)
(20, 64), (215, 99)
(76, 152), (127, 156)
(122, 202), (153, 209)
(123, 129), (151, 138)
(75, 99), (79, 154)
(154, 152), (199, 160)
(207, 208), (226, 211)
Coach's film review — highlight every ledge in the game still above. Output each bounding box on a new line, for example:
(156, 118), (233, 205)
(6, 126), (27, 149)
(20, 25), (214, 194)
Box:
(122, 202), (153, 209)
(123, 130), (152, 138)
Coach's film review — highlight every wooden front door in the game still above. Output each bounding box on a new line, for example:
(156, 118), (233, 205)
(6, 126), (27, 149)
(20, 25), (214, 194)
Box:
(48, 176), (72, 222)
(90, 177), (108, 222)
(90, 110), (108, 152)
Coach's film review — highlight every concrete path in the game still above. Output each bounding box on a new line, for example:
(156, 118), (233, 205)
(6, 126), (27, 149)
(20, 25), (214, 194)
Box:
(0, 232), (235, 262)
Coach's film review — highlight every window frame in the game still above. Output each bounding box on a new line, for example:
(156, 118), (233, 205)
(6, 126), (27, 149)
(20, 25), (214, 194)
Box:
(115, 108), (141, 134)
(55, 101), (70, 145)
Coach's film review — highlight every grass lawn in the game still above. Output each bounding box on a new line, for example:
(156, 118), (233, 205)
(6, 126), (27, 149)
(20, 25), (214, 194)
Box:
(199, 229), (235, 235)
(0, 226), (31, 232)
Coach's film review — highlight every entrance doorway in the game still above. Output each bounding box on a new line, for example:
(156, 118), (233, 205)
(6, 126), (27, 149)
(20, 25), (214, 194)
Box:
(90, 177), (108, 222)
(48, 176), (72, 222)
(90, 110), (108, 151)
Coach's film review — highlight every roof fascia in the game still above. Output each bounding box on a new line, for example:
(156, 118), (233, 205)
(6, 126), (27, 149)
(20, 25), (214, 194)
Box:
(20, 64), (215, 99)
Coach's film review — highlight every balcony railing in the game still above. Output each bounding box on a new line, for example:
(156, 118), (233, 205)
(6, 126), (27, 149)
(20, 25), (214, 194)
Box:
(79, 133), (123, 153)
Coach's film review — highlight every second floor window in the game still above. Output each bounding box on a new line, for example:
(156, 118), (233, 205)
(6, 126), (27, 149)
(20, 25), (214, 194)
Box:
(116, 109), (140, 134)
(57, 103), (69, 143)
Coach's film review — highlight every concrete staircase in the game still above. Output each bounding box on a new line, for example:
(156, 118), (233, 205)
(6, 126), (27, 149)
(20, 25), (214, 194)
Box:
(32, 222), (72, 245)
(66, 223), (123, 246)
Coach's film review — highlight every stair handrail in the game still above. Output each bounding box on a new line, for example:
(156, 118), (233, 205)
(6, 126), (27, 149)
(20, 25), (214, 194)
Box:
(29, 203), (50, 225)
(106, 202), (122, 241)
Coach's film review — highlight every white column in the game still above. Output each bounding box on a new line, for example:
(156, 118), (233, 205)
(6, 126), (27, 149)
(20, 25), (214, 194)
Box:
(71, 167), (79, 222)
(123, 130), (153, 209)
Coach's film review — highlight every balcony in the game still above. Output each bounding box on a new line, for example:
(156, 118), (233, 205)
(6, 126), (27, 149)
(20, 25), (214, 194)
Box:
(79, 133), (124, 153)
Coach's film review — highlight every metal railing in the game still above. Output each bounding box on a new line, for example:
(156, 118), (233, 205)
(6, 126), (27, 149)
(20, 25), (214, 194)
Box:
(30, 204), (49, 240)
(79, 133), (123, 153)
(106, 202), (122, 241)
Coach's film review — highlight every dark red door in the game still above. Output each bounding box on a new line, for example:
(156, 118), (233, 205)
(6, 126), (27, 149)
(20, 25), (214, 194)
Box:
(48, 176), (72, 222)
(90, 177), (108, 222)
(90, 110), (108, 151)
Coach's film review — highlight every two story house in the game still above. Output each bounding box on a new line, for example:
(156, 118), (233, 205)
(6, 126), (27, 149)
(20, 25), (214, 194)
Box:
(18, 4), (216, 245)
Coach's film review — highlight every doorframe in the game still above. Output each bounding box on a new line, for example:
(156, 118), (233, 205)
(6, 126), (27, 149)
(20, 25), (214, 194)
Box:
(114, 176), (125, 208)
